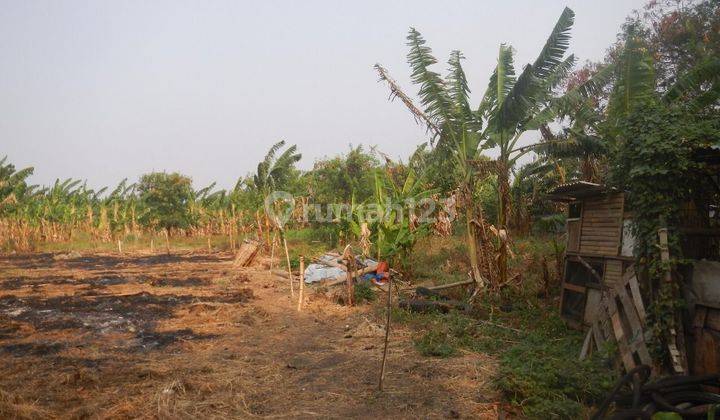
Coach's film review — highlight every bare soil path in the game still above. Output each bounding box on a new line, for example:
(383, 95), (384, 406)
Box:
(0, 251), (500, 419)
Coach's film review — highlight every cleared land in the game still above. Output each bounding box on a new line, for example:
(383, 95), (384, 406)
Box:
(0, 251), (501, 419)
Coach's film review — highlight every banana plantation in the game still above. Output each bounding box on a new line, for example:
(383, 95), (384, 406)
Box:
(0, 157), (254, 250)
(1, 1), (720, 418)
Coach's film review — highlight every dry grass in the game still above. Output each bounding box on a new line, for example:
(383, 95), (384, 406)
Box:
(0, 389), (51, 420)
(0, 250), (502, 418)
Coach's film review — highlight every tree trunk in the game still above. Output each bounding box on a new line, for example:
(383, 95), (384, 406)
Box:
(497, 165), (510, 287)
(465, 204), (482, 287)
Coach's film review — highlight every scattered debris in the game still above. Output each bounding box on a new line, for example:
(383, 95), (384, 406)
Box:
(303, 252), (380, 287)
(233, 240), (260, 267)
(591, 365), (720, 419)
(344, 318), (385, 338)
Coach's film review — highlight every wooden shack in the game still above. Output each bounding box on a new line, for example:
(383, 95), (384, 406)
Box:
(548, 182), (634, 329)
(549, 162), (720, 374)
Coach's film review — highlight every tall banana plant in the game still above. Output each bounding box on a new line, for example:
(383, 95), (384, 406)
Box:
(253, 140), (302, 200)
(376, 7), (611, 286)
(369, 165), (434, 264)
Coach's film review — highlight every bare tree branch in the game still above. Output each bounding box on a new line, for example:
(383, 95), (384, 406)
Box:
(374, 63), (441, 140)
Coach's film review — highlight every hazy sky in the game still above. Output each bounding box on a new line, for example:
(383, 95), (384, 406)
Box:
(1, 0), (646, 190)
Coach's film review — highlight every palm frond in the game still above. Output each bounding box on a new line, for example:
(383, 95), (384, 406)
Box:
(446, 51), (471, 117)
(406, 28), (452, 122)
(495, 8), (576, 136)
(479, 44), (516, 117)
(531, 7), (575, 79)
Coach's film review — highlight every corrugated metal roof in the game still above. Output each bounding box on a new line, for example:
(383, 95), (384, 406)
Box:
(547, 181), (611, 201)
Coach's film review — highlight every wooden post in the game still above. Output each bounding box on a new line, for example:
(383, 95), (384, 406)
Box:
(269, 231), (277, 272)
(343, 245), (355, 306)
(207, 236), (211, 252)
(297, 256), (305, 312)
(150, 238), (154, 253)
(379, 269), (392, 391)
(164, 229), (170, 254)
(281, 229), (294, 297)
(117, 239), (122, 254)
(658, 227), (688, 374)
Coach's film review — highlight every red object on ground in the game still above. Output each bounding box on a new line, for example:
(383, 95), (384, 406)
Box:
(376, 261), (389, 274)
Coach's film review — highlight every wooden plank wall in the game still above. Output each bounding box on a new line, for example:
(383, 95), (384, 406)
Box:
(579, 193), (623, 256)
(567, 219), (580, 252)
(604, 260), (623, 288)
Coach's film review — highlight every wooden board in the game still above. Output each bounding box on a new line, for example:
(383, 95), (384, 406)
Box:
(627, 274), (645, 322)
(592, 322), (605, 351)
(580, 329), (593, 360)
(604, 295), (637, 371)
(584, 288), (602, 324)
(579, 193), (623, 256)
(576, 262), (653, 371)
(567, 219), (580, 252)
(233, 240), (260, 267)
(604, 260), (623, 288)
(615, 285), (652, 365)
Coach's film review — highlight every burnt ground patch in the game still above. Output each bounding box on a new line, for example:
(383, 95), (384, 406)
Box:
(0, 288), (253, 347)
(59, 253), (231, 270)
(1, 341), (63, 357)
(134, 328), (219, 351)
(1, 279), (23, 290)
(1, 275), (77, 290)
(87, 275), (128, 287)
(0, 292), (197, 333)
(144, 276), (205, 287)
(0, 252), (56, 269)
(0, 320), (21, 339)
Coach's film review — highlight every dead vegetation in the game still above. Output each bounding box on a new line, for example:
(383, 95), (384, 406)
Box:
(0, 251), (501, 418)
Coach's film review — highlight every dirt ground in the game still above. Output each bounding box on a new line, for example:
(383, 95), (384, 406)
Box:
(0, 251), (501, 419)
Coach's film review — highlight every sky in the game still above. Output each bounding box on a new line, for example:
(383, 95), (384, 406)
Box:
(1, 0), (647, 191)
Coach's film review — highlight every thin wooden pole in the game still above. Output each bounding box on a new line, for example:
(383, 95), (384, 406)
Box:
(379, 271), (392, 391)
(117, 239), (122, 254)
(207, 236), (211, 252)
(297, 256), (305, 312)
(281, 229), (294, 297)
(164, 229), (170, 254)
(150, 238), (154, 253)
(269, 230), (277, 272)
(343, 245), (355, 306)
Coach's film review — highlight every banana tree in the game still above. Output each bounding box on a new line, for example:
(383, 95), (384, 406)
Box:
(376, 7), (612, 286)
(375, 34), (487, 284)
(368, 165), (434, 266)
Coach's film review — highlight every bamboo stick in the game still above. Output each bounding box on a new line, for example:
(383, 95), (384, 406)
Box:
(379, 270), (392, 391)
(164, 229), (170, 254)
(281, 229), (294, 297)
(297, 256), (305, 312)
(343, 245), (354, 306)
(269, 231), (277, 272)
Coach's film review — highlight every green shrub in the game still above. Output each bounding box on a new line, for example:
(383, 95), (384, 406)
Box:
(399, 294), (616, 419)
(415, 329), (456, 357)
(353, 282), (376, 303)
(494, 329), (615, 419)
